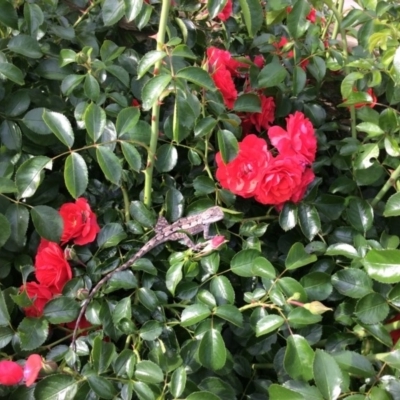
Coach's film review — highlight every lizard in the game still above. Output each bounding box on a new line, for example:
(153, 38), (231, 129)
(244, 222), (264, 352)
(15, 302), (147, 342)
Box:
(71, 205), (225, 347)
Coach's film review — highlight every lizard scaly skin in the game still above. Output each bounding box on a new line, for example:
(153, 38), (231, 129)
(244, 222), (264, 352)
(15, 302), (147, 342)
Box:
(71, 206), (224, 348)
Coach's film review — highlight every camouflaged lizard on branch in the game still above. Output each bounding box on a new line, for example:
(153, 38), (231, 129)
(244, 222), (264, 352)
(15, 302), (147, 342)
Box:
(71, 206), (225, 347)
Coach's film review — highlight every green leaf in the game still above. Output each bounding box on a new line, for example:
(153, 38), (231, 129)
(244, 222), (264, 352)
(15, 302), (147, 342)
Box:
(61, 74), (85, 95)
(355, 292), (389, 324)
(325, 243), (359, 259)
(284, 334), (314, 381)
(107, 270), (138, 293)
(0, 289), (10, 327)
(0, 326), (13, 349)
(332, 351), (375, 377)
(362, 249), (400, 283)
(137, 50), (167, 79)
(210, 276), (235, 305)
(259, 57), (288, 88)
(133, 381), (155, 400)
(234, 93), (261, 112)
(313, 350), (343, 400)
(106, 65), (129, 87)
(84, 103), (106, 142)
(207, 0), (227, 19)
(287, 0), (310, 38)
(384, 192), (400, 217)
(18, 317), (49, 350)
(166, 262), (183, 296)
(129, 201), (156, 228)
(332, 269), (373, 298)
(376, 349), (400, 370)
(97, 223), (127, 248)
(43, 296), (80, 324)
(279, 203), (298, 231)
(92, 336), (116, 374)
(0, 214), (11, 248)
(298, 204), (321, 241)
(42, 110), (74, 147)
(87, 375), (118, 399)
(22, 108), (52, 135)
(4, 204), (29, 251)
(125, 0), (143, 21)
(187, 392), (221, 400)
(346, 198), (373, 234)
(1, 90), (30, 117)
(286, 242), (317, 270)
(340, 72), (364, 98)
(176, 67), (215, 91)
(301, 272), (333, 301)
(252, 257), (276, 279)
(231, 249), (261, 277)
(0, 62), (25, 85)
(255, 315), (284, 337)
(238, 0), (263, 37)
(356, 122), (384, 137)
(214, 305), (243, 327)
(141, 74), (172, 111)
(116, 107), (140, 136)
(170, 366), (186, 398)
(64, 152), (88, 198)
(137, 288), (159, 312)
(135, 360), (164, 384)
(353, 143), (379, 170)
(0, 0), (18, 29)
(217, 129), (239, 163)
(31, 206), (63, 242)
(102, 0), (125, 26)
(84, 74), (100, 102)
(154, 144), (178, 172)
(15, 156), (52, 199)
(24, 3), (44, 35)
(100, 40), (125, 62)
(269, 384), (304, 400)
(198, 329), (226, 371)
(121, 142), (142, 172)
(96, 146), (122, 184)
(0, 122), (21, 152)
(8, 35), (42, 59)
(0, 177), (16, 194)
(34, 375), (78, 400)
(140, 320), (162, 341)
(181, 304), (211, 327)
(172, 44), (197, 59)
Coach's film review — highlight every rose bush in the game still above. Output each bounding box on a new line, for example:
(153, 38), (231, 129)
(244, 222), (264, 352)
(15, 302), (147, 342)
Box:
(1, 0), (400, 399)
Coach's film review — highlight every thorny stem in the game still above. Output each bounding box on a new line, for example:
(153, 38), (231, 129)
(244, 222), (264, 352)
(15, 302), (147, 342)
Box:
(371, 163), (400, 207)
(143, 0), (170, 207)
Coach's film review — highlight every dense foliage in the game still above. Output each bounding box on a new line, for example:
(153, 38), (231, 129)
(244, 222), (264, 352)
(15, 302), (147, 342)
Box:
(1, 0), (400, 399)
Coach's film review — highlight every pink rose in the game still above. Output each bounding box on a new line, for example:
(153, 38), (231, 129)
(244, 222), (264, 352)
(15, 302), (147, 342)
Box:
(24, 354), (42, 387)
(268, 111), (317, 164)
(217, 0), (232, 21)
(21, 282), (53, 318)
(216, 135), (271, 197)
(0, 361), (23, 385)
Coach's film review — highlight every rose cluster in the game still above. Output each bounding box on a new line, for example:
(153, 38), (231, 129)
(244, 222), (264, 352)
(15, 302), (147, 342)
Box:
(0, 354), (43, 387)
(21, 198), (100, 318)
(216, 111), (316, 207)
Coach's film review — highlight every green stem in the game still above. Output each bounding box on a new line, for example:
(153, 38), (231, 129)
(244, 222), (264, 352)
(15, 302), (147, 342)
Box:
(121, 185), (130, 222)
(371, 164), (400, 207)
(143, 0), (170, 207)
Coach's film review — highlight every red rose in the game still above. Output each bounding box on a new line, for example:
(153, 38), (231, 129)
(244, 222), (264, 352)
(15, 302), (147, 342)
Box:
(248, 95), (275, 132)
(268, 111), (317, 164)
(274, 37), (294, 58)
(59, 197), (100, 245)
(21, 282), (53, 317)
(217, 0), (232, 21)
(206, 47), (246, 77)
(216, 135), (271, 197)
(24, 354), (42, 387)
(306, 8), (316, 23)
(211, 67), (238, 109)
(254, 155), (305, 205)
(0, 361), (23, 385)
(253, 55), (265, 69)
(299, 58), (309, 70)
(35, 240), (72, 293)
(387, 314), (400, 345)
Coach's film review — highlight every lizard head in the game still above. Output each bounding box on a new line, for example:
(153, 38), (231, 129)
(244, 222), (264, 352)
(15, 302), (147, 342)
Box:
(201, 206), (224, 223)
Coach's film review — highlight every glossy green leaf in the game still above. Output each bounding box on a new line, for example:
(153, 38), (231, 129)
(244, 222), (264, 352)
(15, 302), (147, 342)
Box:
(139, 320), (162, 341)
(187, 392), (221, 400)
(31, 206), (63, 242)
(87, 375), (118, 399)
(269, 384), (304, 400)
(4, 204), (29, 251)
(214, 304), (243, 327)
(0, 0), (18, 29)
(129, 201), (156, 228)
(34, 375), (78, 400)
(176, 67), (215, 91)
(287, 0), (310, 38)
(135, 360), (164, 384)
(298, 204), (321, 241)
(194, 117), (217, 137)
(18, 317), (49, 350)
(166, 262), (183, 296)
(259, 57), (288, 88)
(15, 156), (52, 199)
(331, 269), (373, 298)
(85, 103), (106, 142)
(353, 144), (379, 170)
(102, 0), (125, 26)
(154, 144), (178, 172)
(96, 146), (122, 184)
(217, 129), (239, 164)
(170, 366), (187, 398)
(286, 242), (317, 270)
(141, 74), (172, 111)
(24, 3), (43, 35)
(137, 50), (167, 79)
(42, 110), (74, 147)
(332, 350), (375, 377)
(384, 192), (400, 217)
(137, 288), (159, 312)
(92, 337), (116, 374)
(256, 315), (284, 337)
(116, 107), (140, 136)
(238, 0), (263, 37)
(300, 272), (333, 301)
(362, 249), (400, 283)
(313, 350), (343, 400)
(0, 62), (24, 85)
(97, 223), (127, 248)
(325, 243), (359, 259)
(84, 74), (100, 101)
(252, 256), (276, 279)
(181, 304), (211, 327)
(61, 74), (85, 95)
(234, 93), (261, 112)
(64, 152), (88, 198)
(43, 296), (80, 324)
(0, 121), (21, 152)
(125, 0), (143, 21)
(121, 142), (142, 172)
(0, 214), (11, 248)
(210, 276), (235, 305)
(284, 334), (314, 381)
(355, 292), (389, 324)
(198, 329), (226, 371)
(8, 35), (42, 59)
(231, 249), (261, 277)
(346, 198), (373, 233)
(0, 290), (10, 327)
(132, 381), (155, 400)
